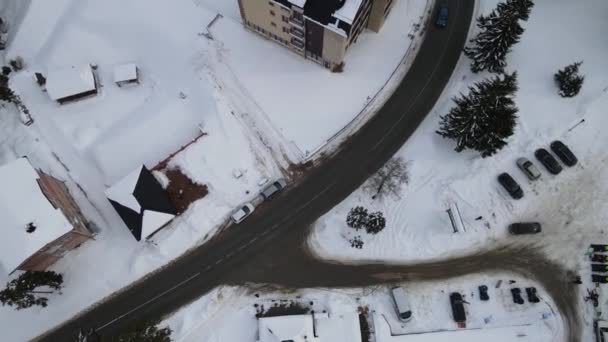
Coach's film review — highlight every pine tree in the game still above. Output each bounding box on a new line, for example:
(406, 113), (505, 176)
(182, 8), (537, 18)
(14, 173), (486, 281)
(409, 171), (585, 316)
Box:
(365, 212), (386, 235)
(464, 3), (525, 73)
(0, 271), (63, 309)
(497, 0), (534, 21)
(555, 62), (584, 98)
(437, 72), (518, 157)
(0, 74), (16, 102)
(346, 206), (369, 230)
(112, 320), (172, 342)
(349, 236), (364, 249)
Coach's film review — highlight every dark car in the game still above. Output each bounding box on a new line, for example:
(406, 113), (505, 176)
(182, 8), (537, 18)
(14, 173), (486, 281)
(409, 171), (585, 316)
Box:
(478, 285), (489, 301)
(592, 254), (608, 263)
(450, 292), (466, 323)
(526, 287), (540, 303)
(592, 264), (608, 273)
(435, 4), (449, 28)
(591, 244), (608, 253)
(508, 222), (541, 235)
(511, 288), (524, 305)
(535, 148), (562, 175)
(592, 274), (608, 284)
(550, 140), (578, 166)
(497, 173), (523, 199)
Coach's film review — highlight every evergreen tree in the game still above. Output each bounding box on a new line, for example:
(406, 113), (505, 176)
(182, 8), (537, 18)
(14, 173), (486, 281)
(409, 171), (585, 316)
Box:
(464, 3), (525, 73)
(0, 74), (16, 102)
(497, 0), (534, 21)
(346, 206), (369, 230)
(349, 236), (364, 249)
(555, 62), (584, 97)
(437, 72), (519, 157)
(111, 320), (172, 342)
(365, 212), (386, 235)
(0, 271), (63, 309)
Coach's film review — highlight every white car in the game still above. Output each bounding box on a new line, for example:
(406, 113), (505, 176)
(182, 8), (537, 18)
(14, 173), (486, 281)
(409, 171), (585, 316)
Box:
(231, 203), (255, 224)
(516, 157), (541, 180)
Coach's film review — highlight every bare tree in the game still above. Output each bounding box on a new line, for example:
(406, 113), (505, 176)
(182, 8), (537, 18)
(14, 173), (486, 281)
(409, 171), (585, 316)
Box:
(364, 157), (409, 200)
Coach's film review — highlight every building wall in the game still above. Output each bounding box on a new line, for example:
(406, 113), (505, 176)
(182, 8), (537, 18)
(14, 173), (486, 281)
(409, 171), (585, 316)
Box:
(239, 0), (295, 52)
(17, 171), (93, 271)
(321, 27), (347, 67)
(368, 0), (395, 32)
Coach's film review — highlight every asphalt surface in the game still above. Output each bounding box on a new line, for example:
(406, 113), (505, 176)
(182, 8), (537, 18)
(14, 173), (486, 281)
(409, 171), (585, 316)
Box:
(35, 1), (579, 341)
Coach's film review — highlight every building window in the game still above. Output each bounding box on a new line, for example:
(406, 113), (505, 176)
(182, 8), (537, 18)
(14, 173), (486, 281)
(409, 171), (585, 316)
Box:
(283, 27), (289, 33)
(271, 22), (277, 27)
(270, 10), (275, 16)
(269, 1), (274, 6)
(282, 15), (289, 23)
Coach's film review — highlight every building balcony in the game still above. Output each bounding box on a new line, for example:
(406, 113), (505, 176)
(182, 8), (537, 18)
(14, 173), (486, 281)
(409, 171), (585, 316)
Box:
(289, 17), (304, 27)
(290, 27), (304, 38)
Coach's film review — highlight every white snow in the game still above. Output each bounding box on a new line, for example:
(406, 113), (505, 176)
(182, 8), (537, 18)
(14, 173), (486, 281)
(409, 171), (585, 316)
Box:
(141, 210), (175, 239)
(0, 157), (73, 274)
(288, 0), (306, 8)
(257, 315), (320, 342)
(45, 64), (96, 102)
(113, 63), (138, 84)
(334, 0), (364, 25)
(104, 166), (142, 212)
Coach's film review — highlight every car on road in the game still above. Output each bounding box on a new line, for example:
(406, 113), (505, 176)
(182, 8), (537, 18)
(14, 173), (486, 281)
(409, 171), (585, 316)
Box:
(260, 178), (287, 201)
(478, 285), (489, 301)
(535, 148), (562, 175)
(435, 4), (449, 28)
(391, 286), (413, 322)
(526, 287), (540, 303)
(508, 222), (542, 235)
(550, 140), (578, 167)
(511, 288), (524, 305)
(497, 173), (523, 199)
(516, 158), (541, 180)
(230, 202), (255, 224)
(449, 292), (466, 324)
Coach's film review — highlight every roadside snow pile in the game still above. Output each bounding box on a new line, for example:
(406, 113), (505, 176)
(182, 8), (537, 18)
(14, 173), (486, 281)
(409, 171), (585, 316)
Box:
(310, 0), (608, 263)
(164, 273), (561, 341)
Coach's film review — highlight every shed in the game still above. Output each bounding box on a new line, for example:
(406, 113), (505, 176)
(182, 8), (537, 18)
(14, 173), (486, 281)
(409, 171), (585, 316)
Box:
(113, 63), (139, 87)
(46, 64), (97, 104)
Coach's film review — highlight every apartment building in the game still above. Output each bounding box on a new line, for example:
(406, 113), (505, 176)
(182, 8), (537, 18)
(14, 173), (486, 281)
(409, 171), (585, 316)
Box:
(238, 0), (395, 70)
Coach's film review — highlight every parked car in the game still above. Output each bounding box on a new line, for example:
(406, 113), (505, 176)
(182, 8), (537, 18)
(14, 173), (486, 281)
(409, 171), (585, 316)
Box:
(478, 285), (489, 301)
(592, 254), (608, 263)
(516, 158), (541, 180)
(497, 173), (523, 199)
(260, 178), (287, 201)
(230, 202), (255, 224)
(535, 148), (562, 175)
(526, 287), (540, 303)
(508, 222), (542, 235)
(592, 274), (608, 284)
(449, 292), (466, 324)
(591, 244), (608, 253)
(435, 4), (449, 28)
(511, 288), (524, 305)
(592, 264), (608, 273)
(550, 140), (578, 166)
(391, 287), (413, 322)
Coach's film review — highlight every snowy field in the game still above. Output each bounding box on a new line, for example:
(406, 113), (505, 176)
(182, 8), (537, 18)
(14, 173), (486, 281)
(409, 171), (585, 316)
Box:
(164, 273), (561, 341)
(310, 0), (608, 264)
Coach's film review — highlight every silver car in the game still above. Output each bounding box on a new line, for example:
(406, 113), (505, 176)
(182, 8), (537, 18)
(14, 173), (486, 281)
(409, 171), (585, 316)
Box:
(260, 178), (287, 200)
(231, 203), (255, 224)
(516, 158), (541, 180)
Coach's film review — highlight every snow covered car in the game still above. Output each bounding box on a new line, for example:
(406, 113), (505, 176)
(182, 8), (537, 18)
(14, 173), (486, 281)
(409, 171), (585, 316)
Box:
(497, 173), (523, 199)
(516, 158), (541, 180)
(231, 202), (255, 224)
(550, 140), (578, 167)
(535, 148), (562, 175)
(508, 222), (541, 235)
(260, 178), (287, 201)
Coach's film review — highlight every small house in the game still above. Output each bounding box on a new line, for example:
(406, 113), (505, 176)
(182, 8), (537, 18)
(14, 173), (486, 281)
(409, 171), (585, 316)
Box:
(46, 64), (97, 104)
(106, 166), (176, 241)
(257, 314), (321, 342)
(0, 158), (94, 274)
(113, 63), (139, 87)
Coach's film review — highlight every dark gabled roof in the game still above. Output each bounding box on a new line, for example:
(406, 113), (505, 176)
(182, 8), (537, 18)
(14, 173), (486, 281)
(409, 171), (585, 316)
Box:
(304, 0), (346, 25)
(108, 199), (143, 241)
(134, 167), (177, 216)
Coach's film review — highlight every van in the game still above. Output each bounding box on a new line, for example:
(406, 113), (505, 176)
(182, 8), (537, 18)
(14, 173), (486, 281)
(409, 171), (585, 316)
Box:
(391, 286), (413, 322)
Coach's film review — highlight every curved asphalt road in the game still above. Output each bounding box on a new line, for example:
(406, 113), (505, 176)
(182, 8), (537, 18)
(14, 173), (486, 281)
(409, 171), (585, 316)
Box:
(36, 1), (578, 341)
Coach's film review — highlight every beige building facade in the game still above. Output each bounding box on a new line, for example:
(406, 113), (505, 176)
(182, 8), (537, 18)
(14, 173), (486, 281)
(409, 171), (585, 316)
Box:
(237, 0), (395, 70)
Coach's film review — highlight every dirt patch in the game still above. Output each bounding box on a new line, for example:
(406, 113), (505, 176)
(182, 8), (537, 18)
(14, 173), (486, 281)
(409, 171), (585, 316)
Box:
(287, 160), (315, 178)
(255, 300), (311, 318)
(162, 168), (208, 214)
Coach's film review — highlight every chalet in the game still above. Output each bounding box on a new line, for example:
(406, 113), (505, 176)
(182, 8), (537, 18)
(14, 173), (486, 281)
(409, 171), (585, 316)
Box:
(256, 312), (361, 342)
(0, 158), (93, 274)
(106, 166), (176, 241)
(46, 64), (98, 104)
(113, 63), (139, 87)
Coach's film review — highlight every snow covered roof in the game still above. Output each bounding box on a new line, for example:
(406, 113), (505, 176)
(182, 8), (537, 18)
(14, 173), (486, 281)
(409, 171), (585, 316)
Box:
(333, 0), (363, 24)
(46, 65), (96, 102)
(288, 0), (306, 8)
(257, 315), (320, 342)
(106, 166), (176, 241)
(113, 63), (138, 83)
(0, 158), (73, 273)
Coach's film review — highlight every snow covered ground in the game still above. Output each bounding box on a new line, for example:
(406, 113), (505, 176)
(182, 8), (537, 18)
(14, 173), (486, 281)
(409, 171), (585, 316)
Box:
(164, 273), (561, 341)
(310, 0), (608, 264)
